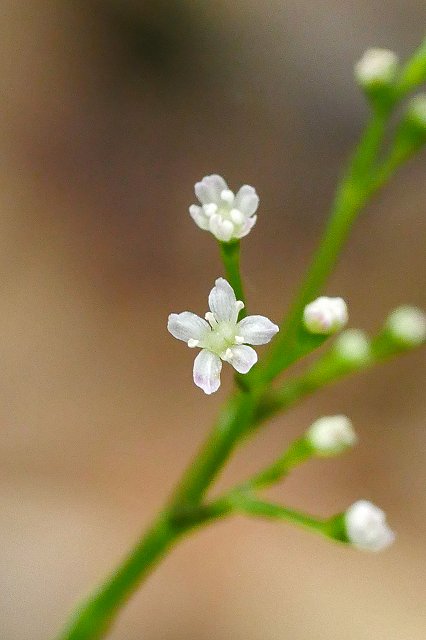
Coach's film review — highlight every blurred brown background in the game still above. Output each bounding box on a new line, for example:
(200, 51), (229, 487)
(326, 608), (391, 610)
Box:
(0, 1), (425, 639)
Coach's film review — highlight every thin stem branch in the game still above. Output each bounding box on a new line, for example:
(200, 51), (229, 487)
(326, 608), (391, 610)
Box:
(250, 111), (390, 384)
(220, 493), (330, 537)
(219, 240), (247, 317)
(394, 34), (426, 99)
(245, 438), (312, 489)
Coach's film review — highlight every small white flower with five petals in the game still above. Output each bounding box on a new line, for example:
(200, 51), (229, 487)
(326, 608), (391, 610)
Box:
(168, 278), (279, 394)
(189, 174), (259, 242)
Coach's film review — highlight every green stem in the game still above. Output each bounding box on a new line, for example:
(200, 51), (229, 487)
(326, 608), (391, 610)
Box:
(395, 35), (426, 99)
(219, 240), (247, 316)
(56, 503), (231, 640)
(56, 513), (181, 640)
(251, 111), (389, 384)
(254, 329), (421, 427)
(57, 321), (423, 639)
(169, 389), (259, 507)
(245, 438), (312, 489)
(223, 494), (329, 537)
(55, 38), (426, 639)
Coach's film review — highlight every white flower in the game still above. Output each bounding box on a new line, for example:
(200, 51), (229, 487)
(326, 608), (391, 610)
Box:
(168, 278), (279, 394)
(354, 48), (399, 87)
(345, 500), (396, 552)
(306, 415), (357, 456)
(334, 329), (371, 365)
(189, 175), (259, 242)
(386, 305), (426, 347)
(303, 296), (348, 335)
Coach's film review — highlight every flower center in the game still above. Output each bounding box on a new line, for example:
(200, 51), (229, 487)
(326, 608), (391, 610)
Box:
(201, 322), (237, 357)
(203, 190), (245, 228)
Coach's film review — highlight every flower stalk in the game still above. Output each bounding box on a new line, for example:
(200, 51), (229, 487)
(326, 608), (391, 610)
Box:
(219, 240), (247, 315)
(56, 38), (426, 640)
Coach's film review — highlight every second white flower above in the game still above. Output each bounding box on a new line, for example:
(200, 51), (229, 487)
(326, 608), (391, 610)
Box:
(189, 174), (259, 242)
(168, 278), (279, 394)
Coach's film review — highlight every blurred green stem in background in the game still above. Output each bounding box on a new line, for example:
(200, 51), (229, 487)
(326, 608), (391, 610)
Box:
(56, 37), (426, 640)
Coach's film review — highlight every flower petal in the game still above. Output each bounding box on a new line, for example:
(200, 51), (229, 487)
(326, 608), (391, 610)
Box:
(237, 315), (279, 345)
(168, 312), (210, 343)
(208, 278), (237, 322)
(195, 175), (228, 205)
(208, 214), (234, 241)
(235, 185), (259, 216)
(193, 349), (222, 394)
(234, 214), (257, 239)
(226, 345), (258, 374)
(189, 205), (209, 230)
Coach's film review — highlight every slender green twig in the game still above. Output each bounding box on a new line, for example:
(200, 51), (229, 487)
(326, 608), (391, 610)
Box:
(253, 329), (421, 427)
(219, 240), (247, 316)
(244, 437), (312, 489)
(394, 35), (426, 99)
(216, 493), (330, 537)
(250, 111), (390, 385)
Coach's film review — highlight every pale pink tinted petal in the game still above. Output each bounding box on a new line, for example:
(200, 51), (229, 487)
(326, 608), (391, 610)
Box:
(235, 185), (259, 216)
(208, 278), (237, 322)
(193, 350), (222, 394)
(168, 312), (210, 342)
(195, 175), (228, 205)
(237, 315), (279, 345)
(227, 345), (258, 373)
(189, 205), (209, 230)
(234, 215), (257, 239)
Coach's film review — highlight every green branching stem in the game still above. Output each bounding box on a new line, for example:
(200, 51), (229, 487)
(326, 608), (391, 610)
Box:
(56, 39), (426, 640)
(206, 493), (334, 539)
(251, 110), (391, 385)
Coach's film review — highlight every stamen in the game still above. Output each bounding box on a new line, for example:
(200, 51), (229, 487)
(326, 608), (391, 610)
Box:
(220, 189), (234, 204)
(235, 336), (245, 344)
(203, 203), (218, 217)
(235, 300), (245, 312)
(230, 208), (244, 225)
(205, 312), (218, 327)
(187, 339), (199, 348)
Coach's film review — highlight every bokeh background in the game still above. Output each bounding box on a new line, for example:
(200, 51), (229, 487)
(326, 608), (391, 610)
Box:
(0, 1), (425, 638)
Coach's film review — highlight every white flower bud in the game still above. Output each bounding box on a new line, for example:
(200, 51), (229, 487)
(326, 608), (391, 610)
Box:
(345, 500), (395, 552)
(306, 415), (357, 456)
(333, 329), (371, 365)
(303, 296), (348, 335)
(386, 305), (426, 347)
(406, 94), (426, 129)
(354, 48), (399, 87)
